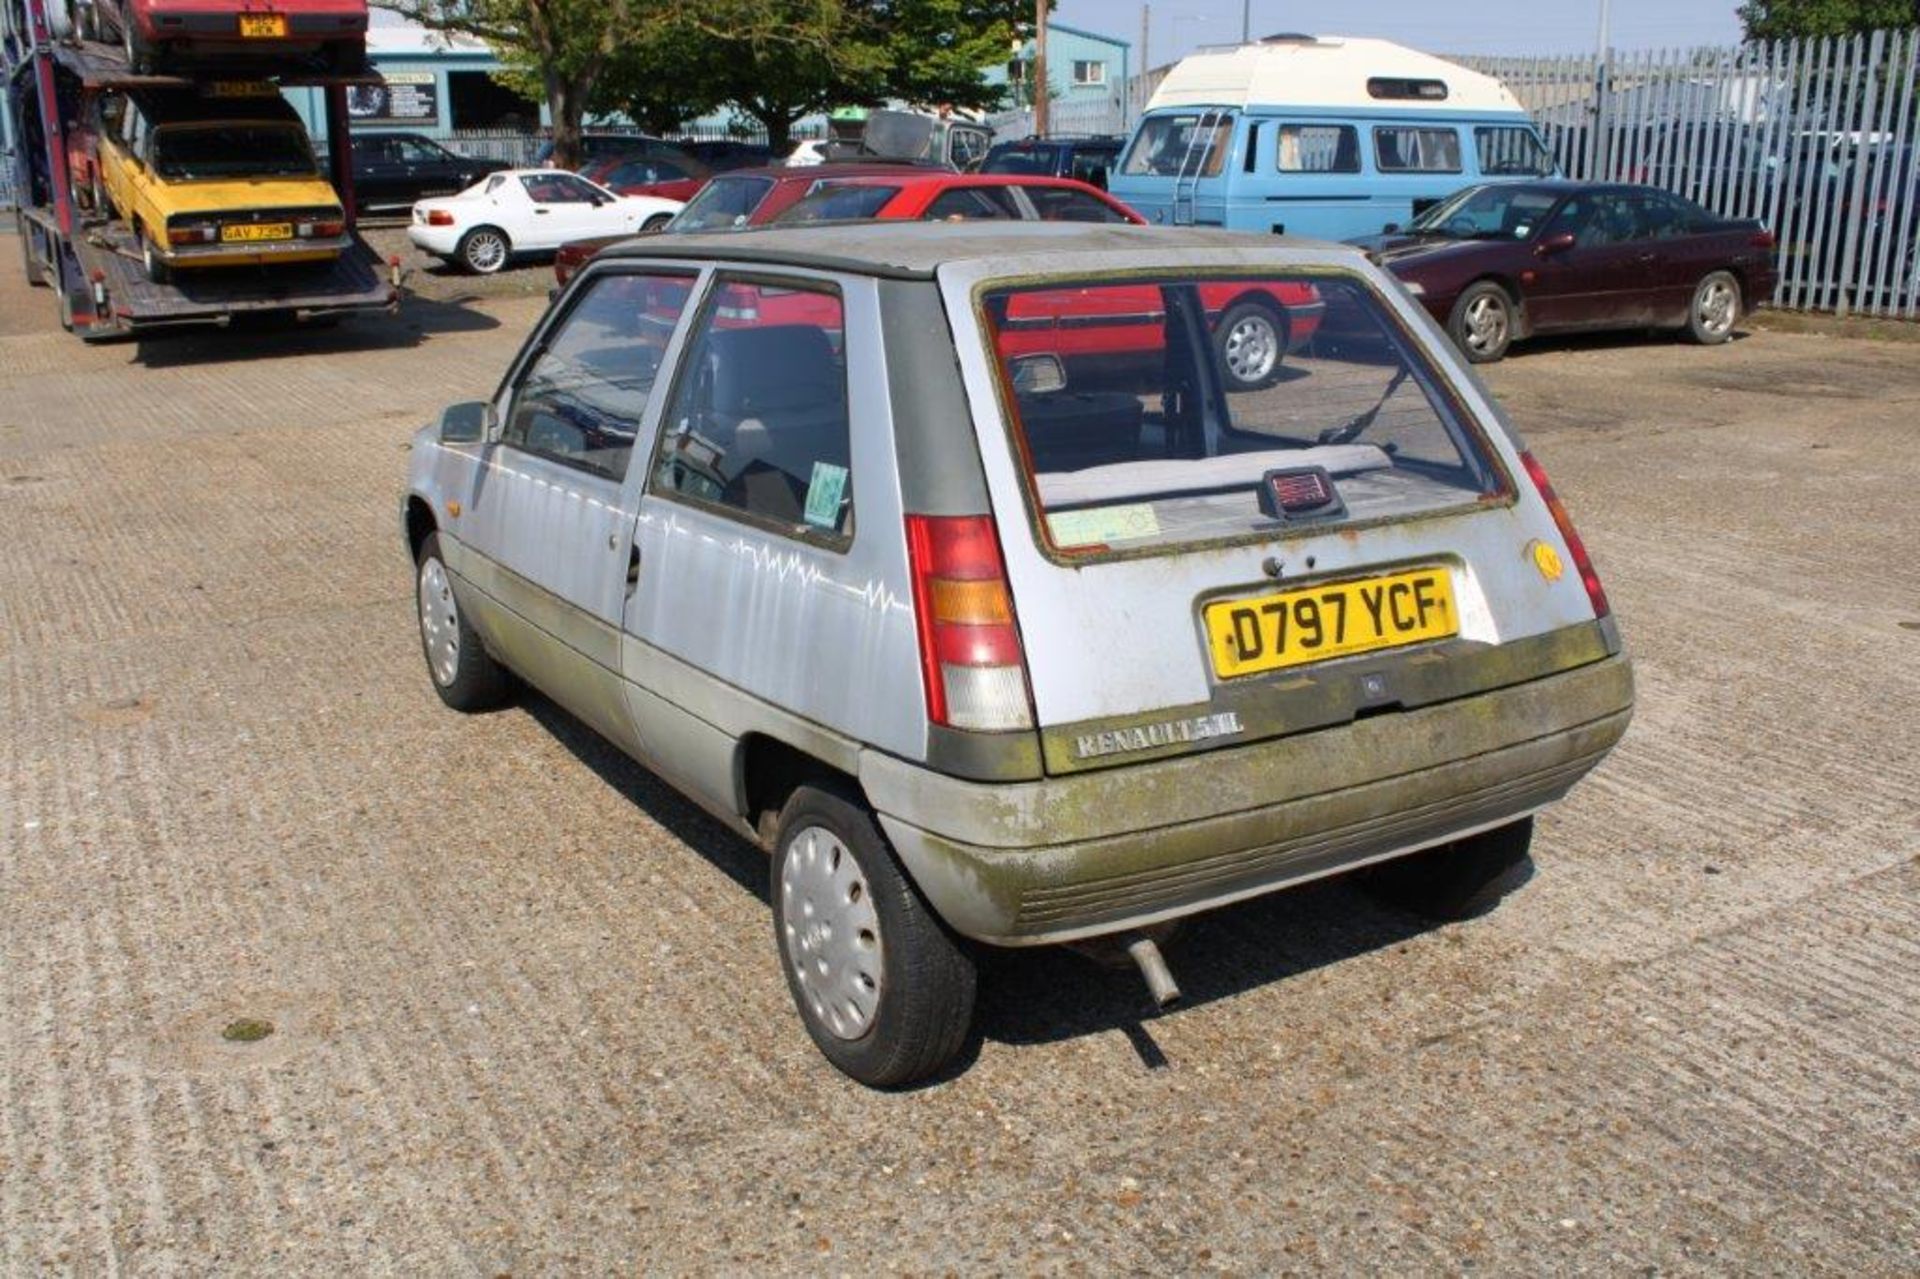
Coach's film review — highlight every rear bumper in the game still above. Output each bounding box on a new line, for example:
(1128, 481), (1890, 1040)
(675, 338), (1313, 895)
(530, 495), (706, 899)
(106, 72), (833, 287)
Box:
(862, 653), (1632, 945)
(162, 234), (350, 268)
(406, 224), (462, 256)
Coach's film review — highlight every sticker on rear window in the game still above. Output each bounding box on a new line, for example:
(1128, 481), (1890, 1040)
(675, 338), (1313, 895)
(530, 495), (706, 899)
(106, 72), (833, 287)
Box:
(1046, 503), (1160, 548)
(803, 462), (849, 530)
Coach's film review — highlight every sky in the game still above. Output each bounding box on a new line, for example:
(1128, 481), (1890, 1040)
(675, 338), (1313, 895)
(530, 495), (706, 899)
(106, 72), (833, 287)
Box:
(1052, 0), (1746, 64)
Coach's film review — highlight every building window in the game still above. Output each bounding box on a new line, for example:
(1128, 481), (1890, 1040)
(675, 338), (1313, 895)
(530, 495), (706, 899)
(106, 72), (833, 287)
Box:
(1072, 59), (1107, 87)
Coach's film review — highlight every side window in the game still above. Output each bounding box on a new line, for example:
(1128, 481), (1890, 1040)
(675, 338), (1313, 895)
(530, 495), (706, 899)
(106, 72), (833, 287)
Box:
(923, 187), (1019, 221)
(650, 278), (853, 540)
(1068, 150), (1112, 189)
(502, 272), (696, 480)
(522, 173), (602, 203)
(398, 137), (444, 164)
(1544, 194), (1640, 248)
(1276, 123), (1360, 173)
(1023, 186), (1129, 223)
(1373, 126), (1463, 173)
(1474, 126), (1554, 177)
(948, 128), (990, 170)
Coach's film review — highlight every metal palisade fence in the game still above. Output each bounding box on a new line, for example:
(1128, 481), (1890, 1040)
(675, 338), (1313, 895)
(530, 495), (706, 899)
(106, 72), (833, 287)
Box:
(1456, 29), (1920, 318)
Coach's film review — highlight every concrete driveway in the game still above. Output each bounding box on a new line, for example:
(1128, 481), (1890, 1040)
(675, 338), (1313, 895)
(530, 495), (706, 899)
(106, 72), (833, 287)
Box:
(1, 247), (1915, 1272)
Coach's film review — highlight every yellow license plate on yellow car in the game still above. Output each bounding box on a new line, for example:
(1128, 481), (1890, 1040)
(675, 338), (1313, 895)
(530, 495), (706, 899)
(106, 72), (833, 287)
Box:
(1205, 567), (1458, 679)
(221, 222), (292, 242)
(238, 13), (287, 36)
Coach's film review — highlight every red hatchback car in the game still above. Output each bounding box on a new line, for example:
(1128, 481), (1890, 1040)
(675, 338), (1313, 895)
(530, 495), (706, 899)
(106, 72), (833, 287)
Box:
(578, 143), (712, 204)
(87, 0), (367, 73)
(552, 163), (1033, 286)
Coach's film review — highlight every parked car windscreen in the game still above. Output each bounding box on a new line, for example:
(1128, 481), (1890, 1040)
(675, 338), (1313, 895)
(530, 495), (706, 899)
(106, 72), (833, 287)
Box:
(1410, 184), (1562, 240)
(980, 274), (1505, 555)
(671, 175), (778, 230)
(153, 124), (316, 179)
(775, 184), (899, 223)
(1121, 113), (1232, 177)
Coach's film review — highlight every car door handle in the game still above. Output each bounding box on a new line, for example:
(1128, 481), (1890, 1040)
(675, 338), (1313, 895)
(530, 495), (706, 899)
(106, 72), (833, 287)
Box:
(625, 544), (641, 595)
(534, 208), (550, 215)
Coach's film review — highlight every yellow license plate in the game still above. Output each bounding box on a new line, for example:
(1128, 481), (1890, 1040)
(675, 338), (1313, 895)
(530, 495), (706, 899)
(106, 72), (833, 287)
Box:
(237, 13), (287, 36)
(221, 222), (292, 242)
(1205, 567), (1458, 679)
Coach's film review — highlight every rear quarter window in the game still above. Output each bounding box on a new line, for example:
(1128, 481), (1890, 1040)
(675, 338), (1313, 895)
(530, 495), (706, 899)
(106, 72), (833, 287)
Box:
(978, 274), (1505, 557)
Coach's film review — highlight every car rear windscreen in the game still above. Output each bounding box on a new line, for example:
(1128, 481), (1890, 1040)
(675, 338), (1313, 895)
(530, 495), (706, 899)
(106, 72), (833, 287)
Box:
(979, 275), (1507, 555)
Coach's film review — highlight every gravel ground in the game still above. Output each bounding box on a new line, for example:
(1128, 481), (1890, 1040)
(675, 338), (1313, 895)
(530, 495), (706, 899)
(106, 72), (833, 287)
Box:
(363, 223), (572, 304)
(1, 244), (1916, 1273)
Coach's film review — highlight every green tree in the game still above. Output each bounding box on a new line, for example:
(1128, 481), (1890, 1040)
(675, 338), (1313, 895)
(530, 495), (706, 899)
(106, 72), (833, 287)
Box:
(1737, 0), (1919, 40)
(709, 0), (1041, 153)
(376, 0), (797, 166)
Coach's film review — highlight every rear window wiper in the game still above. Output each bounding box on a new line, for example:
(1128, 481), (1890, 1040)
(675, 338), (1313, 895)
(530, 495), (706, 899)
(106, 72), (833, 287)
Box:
(1318, 365), (1411, 446)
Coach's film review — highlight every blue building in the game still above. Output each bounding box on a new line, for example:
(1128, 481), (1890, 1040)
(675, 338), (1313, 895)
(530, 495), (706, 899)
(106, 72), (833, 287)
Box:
(983, 20), (1132, 129)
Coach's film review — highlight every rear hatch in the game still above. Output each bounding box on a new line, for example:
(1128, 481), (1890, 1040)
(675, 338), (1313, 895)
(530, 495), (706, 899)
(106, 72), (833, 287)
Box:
(940, 259), (1611, 774)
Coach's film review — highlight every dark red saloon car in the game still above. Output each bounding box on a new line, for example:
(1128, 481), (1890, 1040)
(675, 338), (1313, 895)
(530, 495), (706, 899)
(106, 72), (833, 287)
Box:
(1349, 181), (1777, 363)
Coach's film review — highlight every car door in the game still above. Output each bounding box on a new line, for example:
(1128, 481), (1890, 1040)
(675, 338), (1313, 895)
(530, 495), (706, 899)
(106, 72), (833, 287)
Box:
(1523, 191), (1650, 332)
(623, 268), (919, 810)
(514, 172), (609, 249)
(351, 134), (402, 208)
(396, 135), (466, 203)
(451, 267), (702, 750)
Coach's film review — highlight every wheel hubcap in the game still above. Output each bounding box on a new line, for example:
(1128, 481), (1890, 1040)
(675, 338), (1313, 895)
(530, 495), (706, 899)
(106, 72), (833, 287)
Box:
(780, 826), (883, 1041)
(417, 556), (460, 687)
(1698, 280), (1736, 335)
(468, 234), (505, 271)
(1465, 295), (1509, 353)
(1222, 314), (1278, 384)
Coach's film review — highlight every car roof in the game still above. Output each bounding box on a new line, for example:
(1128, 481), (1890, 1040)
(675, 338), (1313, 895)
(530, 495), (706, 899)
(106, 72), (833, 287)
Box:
(805, 173), (1112, 190)
(709, 161), (947, 183)
(601, 220), (1348, 280)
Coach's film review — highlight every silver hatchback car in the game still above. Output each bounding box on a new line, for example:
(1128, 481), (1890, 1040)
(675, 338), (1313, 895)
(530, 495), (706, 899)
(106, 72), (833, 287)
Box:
(402, 223), (1631, 1086)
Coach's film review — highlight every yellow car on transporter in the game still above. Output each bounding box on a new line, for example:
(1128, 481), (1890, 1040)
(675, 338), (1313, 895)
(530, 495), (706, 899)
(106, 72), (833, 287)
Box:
(95, 86), (348, 283)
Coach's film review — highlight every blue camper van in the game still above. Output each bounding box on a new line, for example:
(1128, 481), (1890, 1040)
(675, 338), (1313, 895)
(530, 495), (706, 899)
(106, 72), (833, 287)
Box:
(1110, 35), (1556, 240)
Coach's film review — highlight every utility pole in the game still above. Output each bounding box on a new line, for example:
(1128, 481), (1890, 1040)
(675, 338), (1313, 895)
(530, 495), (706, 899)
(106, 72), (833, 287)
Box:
(1139, 3), (1149, 124)
(1033, 0), (1049, 138)
(1590, 0), (1612, 179)
(1241, 0), (1251, 44)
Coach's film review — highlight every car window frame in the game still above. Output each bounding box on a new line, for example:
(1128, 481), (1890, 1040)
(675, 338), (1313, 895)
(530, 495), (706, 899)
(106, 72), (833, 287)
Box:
(1274, 122), (1362, 174)
(1372, 124), (1464, 174)
(640, 269), (858, 553)
(491, 264), (706, 484)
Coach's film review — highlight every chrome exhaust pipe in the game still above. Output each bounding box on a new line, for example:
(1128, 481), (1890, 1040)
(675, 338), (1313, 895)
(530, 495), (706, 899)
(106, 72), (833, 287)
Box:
(1125, 934), (1181, 1008)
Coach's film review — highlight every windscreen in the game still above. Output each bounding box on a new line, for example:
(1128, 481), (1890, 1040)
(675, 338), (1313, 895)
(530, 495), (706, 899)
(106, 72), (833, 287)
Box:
(154, 125), (315, 179)
(980, 275), (1504, 555)
(1411, 185), (1561, 241)
(1120, 113), (1231, 177)
(671, 176), (776, 230)
(775, 184), (898, 223)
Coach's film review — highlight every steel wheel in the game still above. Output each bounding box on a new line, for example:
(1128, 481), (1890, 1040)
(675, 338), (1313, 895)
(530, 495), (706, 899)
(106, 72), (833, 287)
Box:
(459, 228), (508, 274)
(1690, 272), (1739, 343)
(417, 554), (461, 688)
(1217, 304), (1281, 388)
(780, 824), (884, 1040)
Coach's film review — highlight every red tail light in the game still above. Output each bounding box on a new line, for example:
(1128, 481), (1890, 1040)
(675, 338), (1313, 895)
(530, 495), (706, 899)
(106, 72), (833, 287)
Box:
(427, 209), (455, 226)
(166, 222), (218, 245)
(1751, 229), (1776, 249)
(905, 514), (1034, 732)
(1519, 451), (1609, 619)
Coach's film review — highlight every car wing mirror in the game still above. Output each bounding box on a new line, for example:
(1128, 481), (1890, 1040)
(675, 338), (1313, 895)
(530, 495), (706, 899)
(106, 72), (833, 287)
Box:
(1010, 353), (1067, 395)
(437, 400), (493, 444)
(1537, 231), (1577, 256)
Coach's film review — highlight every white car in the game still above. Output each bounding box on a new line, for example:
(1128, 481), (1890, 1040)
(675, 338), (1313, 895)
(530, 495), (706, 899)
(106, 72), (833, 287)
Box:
(785, 139), (828, 167)
(408, 169), (684, 274)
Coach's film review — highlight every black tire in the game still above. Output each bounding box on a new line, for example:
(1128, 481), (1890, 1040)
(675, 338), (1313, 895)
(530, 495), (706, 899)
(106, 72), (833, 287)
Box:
(772, 785), (976, 1087)
(1447, 280), (1515, 364)
(1684, 270), (1741, 345)
(414, 531), (513, 712)
(1361, 818), (1536, 922)
(456, 226), (510, 274)
(140, 231), (169, 284)
(1212, 299), (1287, 391)
(641, 212), (672, 232)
